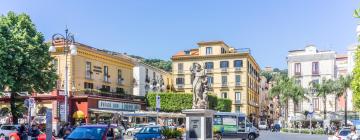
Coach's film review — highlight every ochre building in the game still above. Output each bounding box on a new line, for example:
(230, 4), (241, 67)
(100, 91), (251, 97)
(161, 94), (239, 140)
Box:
(171, 41), (260, 119)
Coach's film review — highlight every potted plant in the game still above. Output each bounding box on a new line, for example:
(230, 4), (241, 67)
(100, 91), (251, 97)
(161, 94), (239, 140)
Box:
(161, 128), (182, 140)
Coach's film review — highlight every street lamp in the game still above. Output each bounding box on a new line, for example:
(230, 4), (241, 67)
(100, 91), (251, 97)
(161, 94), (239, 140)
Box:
(48, 28), (77, 123)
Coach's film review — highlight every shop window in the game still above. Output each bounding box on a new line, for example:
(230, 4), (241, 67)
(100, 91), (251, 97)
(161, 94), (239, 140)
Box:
(84, 82), (94, 89)
(116, 88), (125, 94)
(100, 85), (111, 92)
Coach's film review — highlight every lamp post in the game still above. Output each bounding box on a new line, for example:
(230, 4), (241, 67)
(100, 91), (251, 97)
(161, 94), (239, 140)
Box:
(48, 28), (77, 123)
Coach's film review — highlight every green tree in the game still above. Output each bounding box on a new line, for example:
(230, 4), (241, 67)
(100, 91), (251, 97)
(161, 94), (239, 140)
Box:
(310, 78), (334, 119)
(143, 59), (172, 72)
(269, 75), (293, 121)
(260, 71), (273, 83)
(352, 8), (360, 110)
(290, 84), (307, 116)
(334, 75), (352, 126)
(0, 12), (57, 124)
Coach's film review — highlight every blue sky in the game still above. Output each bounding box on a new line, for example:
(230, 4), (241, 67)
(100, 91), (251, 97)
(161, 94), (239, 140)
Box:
(1, 1), (359, 69)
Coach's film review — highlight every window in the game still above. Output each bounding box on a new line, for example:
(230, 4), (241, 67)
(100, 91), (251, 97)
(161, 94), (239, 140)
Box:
(234, 60), (243, 68)
(294, 102), (302, 112)
(205, 62), (214, 69)
(295, 79), (301, 86)
(235, 92), (241, 103)
(207, 76), (213, 85)
(206, 47), (212, 55)
(118, 69), (123, 84)
(312, 98), (319, 111)
(184, 50), (190, 55)
(153, 72), (156, 80)
(221, 92), (228, 98)
(178, 63), (184, 73)
(104, 66), (109, 82)
(312, 62), (319, 75)
(145, 68), (149, 82)
(235, 75), (241, 85)
(85, 62), (92, 79)
(101, 85), (111, 92)
(84, 82), (94, 89)
(52, 59), (59, 73)
(294, 63), (301, 75)
(221, 76), (227, 86)
(220, 61), (229, 68)
(235, 106), (241, 113)
(176, 78), (184, 85)
(116, 87), (124, 94)
(221, 48), (226, 54)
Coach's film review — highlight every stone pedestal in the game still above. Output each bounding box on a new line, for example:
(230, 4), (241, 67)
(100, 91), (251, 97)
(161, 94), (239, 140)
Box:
(182, 109), (215, 140)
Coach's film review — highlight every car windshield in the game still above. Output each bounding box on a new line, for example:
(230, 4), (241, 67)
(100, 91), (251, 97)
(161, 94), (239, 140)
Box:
(339, 130), (351, 136)
(66, 127), (106, 140)
(260, 122), (266, 125)
(138, 127), (160, 134)
(1, 126), (16, 130)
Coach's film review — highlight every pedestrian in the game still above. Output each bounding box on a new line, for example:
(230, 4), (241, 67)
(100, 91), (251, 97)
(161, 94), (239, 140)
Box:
(18, 124), (28, 140)
(347, 126), (357, 140)
(28, 124), (40, 140)
(58, 124), (65, 138)
(0, 133), (5, 140)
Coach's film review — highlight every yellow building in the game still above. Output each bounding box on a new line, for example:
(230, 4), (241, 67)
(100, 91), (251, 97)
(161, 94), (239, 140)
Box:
(171, 41), (260, 118)
(51, 41), (134, 95)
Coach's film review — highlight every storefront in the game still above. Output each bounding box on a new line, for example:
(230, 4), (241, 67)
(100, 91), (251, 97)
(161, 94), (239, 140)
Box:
(71, 95), (145, 125)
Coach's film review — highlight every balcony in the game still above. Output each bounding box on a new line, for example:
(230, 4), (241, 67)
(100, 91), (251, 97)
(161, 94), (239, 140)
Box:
(221, 68), (228, 72)
(234, 67), (242, 72)
(221, 83), (228, 88)
(178, 70), (184, 74)
(235, 100), (241, 104)
(294, 72), (302, 77)
(72, 90), (136, 100)
(205, 69), (213, 73)
(312, 71), (320, 76)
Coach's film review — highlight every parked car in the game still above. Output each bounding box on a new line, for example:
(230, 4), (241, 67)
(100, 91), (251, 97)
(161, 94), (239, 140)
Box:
(8, 131), (56, 140)
(0, 125), (19, 137)
(258, 121), (268, 130)
(133, 125), (166, 140)
(65, 124), (124, 140)
(328, 127), (351, 140)
(126, 124), (147, 136)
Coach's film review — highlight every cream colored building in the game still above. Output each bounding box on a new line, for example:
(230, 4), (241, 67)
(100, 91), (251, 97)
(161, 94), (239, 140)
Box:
(287, 45), (337, 118)
(171, 41), (260, 118)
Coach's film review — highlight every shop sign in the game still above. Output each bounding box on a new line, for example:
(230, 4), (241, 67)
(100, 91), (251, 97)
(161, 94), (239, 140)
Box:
(59, 103), (66, 121)
(98, 100), (140, 111)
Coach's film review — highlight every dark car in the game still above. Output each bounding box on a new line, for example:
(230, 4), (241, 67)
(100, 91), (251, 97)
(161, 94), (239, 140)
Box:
(65, 125), (123, 140)
(133, 125), (166, 140)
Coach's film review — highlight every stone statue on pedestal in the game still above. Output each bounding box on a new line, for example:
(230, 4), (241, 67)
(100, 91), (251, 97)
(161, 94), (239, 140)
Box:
(190, 63), (209, 109)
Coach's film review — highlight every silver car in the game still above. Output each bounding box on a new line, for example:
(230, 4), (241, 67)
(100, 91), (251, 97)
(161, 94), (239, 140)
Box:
(0, 125), (19, 137)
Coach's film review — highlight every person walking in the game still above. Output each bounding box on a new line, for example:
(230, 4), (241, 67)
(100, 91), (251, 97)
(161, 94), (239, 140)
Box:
(18, 124), (28, 140)
(347, 126), (357, 140)
(28, 124), (40, 140)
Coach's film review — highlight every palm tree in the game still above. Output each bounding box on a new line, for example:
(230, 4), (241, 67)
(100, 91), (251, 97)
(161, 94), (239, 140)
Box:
(290, 84), (308, 116)
(310, 78), (334, 120)
(269, 75), (294, 122)
(334, 75), (352, 126)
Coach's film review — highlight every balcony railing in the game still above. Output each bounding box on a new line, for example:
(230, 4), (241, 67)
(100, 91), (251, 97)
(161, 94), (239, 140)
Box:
(178, 70), (184, 74)
(235, 100), (241, 104)
(73, 90), (135, 100)
(294, 72), (301, 76)
(205, 69), (213, 73)
(234, 67), (242, 71)
(221, 68), (228, 72)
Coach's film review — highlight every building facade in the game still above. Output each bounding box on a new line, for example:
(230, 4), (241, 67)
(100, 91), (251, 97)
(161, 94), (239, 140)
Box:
(171, 41), (260, 118)
(132, 59), (173, 97)
(287, 45), (337, 117)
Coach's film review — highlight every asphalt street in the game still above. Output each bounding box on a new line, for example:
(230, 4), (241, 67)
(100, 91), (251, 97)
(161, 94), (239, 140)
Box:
(123, 131), (329, 140)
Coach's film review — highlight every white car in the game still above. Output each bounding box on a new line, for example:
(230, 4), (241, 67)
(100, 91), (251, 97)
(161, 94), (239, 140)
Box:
(258, 121), (268, 130)
(328, 128), (351, 140)
(125, 124), (147, 136)
(0, 125), (19, 137)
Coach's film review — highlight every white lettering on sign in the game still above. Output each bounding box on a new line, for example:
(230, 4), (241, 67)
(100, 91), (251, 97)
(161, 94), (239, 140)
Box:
(98, 100), (140, 111)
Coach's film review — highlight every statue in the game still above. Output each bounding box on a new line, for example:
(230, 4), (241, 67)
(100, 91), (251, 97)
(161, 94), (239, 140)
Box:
(190, 63), (209, 109)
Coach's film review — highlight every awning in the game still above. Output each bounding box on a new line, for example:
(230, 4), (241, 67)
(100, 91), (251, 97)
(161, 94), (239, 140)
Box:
(73, 111), (85, 119)
(88, 108), (132, 115)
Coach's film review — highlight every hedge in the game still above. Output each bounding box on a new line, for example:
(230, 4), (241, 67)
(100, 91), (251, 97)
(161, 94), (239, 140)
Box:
(146, 92), (232, 112)
(281, 128), (325, 135)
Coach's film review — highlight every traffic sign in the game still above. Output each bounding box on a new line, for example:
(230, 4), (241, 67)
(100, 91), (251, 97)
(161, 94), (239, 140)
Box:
(156, 95), (160, 111)
(29, 98), (35, 108)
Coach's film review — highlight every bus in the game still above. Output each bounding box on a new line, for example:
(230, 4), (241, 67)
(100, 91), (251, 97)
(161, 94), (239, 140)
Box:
(213, 112), (259, 140)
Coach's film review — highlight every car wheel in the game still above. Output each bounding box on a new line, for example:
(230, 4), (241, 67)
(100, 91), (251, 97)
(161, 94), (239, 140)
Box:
(248, 133), (255, 140)
(214, 133), (222, 140)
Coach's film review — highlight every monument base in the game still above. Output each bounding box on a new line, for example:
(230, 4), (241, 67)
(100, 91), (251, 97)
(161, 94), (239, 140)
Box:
(182, 109), (215, 140)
